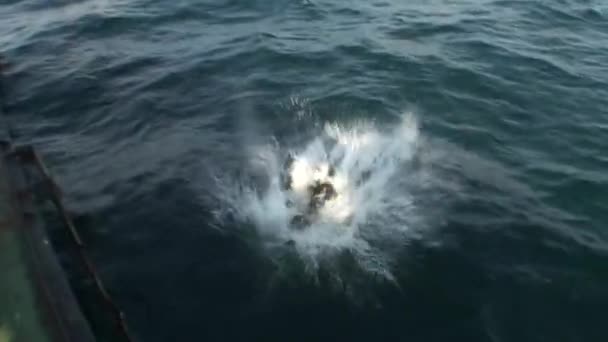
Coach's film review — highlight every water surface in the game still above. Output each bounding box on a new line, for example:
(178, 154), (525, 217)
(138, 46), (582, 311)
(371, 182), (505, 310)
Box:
(1, 0), (608, 341)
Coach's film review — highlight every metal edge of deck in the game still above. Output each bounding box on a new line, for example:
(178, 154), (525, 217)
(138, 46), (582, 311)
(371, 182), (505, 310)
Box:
(1, 57), (110, 342)
(2, 143), (98, 342)
(14, 145), (134, 342)
(1, 95), (97, 341)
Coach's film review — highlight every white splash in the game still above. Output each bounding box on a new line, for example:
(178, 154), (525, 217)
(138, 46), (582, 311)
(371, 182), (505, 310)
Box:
(229, 113), (422, 275)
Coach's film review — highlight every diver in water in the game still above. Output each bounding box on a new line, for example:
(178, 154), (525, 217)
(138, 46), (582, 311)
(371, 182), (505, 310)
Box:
(289, 179), (337, 229)
(282, 154), (338, 229)
(308, 177), (337, 211)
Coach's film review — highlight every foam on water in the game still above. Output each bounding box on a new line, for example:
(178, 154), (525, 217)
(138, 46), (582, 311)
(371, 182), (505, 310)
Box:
(223, 113), (422, 276)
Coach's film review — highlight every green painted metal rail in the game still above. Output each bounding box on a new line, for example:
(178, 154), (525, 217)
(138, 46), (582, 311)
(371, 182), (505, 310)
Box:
(0, 57), (133, 342)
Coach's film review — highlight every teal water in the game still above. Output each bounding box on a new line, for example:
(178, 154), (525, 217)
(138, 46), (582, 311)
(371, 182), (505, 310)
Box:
(1, 1), (608, 341)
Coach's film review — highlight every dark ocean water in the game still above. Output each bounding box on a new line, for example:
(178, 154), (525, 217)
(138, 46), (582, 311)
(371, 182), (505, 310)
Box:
(2, 0), (608, 341)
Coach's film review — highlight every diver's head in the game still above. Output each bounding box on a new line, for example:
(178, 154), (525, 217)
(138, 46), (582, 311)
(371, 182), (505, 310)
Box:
(328, 165), (335, 177)
(308, 180), (337, 213)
